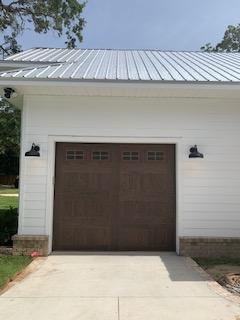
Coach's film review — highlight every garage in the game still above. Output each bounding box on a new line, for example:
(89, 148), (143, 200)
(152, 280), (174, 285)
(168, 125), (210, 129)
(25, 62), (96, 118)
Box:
(53, 143), (176, 251)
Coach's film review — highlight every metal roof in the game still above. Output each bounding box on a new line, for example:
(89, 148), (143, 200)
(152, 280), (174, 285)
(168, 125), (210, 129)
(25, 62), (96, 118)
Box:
(2, 48), (240, 82)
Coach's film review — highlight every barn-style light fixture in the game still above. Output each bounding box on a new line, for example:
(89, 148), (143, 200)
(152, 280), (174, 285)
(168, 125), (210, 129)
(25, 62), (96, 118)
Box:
(189, 145), (204, 158)
(25, 144), (40, 157)
(4, 87), (18, 99)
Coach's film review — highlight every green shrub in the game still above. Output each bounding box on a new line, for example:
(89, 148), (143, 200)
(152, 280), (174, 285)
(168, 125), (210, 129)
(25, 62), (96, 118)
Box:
(0, 207), (18, 246)
(0, 151), (19, 176)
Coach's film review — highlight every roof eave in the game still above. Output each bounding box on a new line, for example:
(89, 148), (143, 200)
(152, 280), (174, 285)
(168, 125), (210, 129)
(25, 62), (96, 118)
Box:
(0, 77), (240, 88)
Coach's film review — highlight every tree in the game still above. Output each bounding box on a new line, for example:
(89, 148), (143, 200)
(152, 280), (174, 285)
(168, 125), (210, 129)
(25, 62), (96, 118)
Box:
(0, 101), (21, 177)
(201, 24), (240, 52)
(0, 101), (21, 155)
(0, 0), (87, 57)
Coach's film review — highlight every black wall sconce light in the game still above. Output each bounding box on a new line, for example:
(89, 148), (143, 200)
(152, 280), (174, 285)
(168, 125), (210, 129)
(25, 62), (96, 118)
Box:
(25, 144), (40, 157)
(189, 145), (204, 158)
(4, 87), (18, 99)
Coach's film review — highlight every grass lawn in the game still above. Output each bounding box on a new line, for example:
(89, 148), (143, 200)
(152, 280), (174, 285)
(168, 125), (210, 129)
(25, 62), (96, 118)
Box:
(0, 189), (18, 210)
(0, 196), (18, 210)
(0, 189), (19, 195)
(0, 255), (32, 290)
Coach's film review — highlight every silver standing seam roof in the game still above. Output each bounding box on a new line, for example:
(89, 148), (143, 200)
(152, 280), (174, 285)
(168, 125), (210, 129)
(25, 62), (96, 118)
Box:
(2, 48), (240, 82)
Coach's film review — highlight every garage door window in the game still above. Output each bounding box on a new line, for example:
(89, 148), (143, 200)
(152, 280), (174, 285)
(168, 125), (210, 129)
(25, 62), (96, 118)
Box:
(122, 151), (140, 161)
(147, 151), (165, 161)
(66, 150), (84, 160)
(92, 150), (109, 160)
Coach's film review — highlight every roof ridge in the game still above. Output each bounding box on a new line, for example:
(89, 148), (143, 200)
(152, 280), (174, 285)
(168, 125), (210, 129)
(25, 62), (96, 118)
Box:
(11, 47), (240, 53)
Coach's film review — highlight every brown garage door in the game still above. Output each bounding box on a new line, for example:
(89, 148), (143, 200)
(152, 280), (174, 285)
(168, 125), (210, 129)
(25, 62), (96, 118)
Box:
(53, 143), (176, 251)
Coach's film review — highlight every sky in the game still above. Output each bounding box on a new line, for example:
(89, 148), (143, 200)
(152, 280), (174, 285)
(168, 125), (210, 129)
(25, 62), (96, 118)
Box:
(12, 0), (240, 51)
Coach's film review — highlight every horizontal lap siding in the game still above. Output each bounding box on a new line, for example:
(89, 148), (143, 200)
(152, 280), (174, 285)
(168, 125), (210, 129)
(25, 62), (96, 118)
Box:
(24, 210), (46, 218)
(184, 194), (240, 204)
(21, 95), (240, 237)
(184, 212), (240, 220)
(22, 226), (45, 235)
(184, 186), (240, 195)
(23, 218), (45, 227)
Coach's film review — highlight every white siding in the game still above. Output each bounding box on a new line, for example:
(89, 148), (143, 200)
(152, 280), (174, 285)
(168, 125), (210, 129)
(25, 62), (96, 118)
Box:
(19, 94), (240, 246)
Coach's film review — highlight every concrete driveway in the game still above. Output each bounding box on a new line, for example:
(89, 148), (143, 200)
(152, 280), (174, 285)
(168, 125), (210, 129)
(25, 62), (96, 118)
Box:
(1, 252), (240, 320)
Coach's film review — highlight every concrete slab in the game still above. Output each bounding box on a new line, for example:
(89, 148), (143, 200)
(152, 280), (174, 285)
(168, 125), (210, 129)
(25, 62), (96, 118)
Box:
(1, 252), (240, 320)
(120, 297), (240, 320)
(0, 297), (118, 320)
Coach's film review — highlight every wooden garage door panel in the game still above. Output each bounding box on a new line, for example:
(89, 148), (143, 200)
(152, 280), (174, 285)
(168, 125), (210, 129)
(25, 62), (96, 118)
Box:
(62, 173), (112, 194)
(60, 200), (111, 220)
(116, 144), (175, 251)
(53, 143), (175, 251)
(119, 200), (167, 220)
(60, 225), (110, 250)
(120, 173), (166, 194)
(117, 226), (169, 250)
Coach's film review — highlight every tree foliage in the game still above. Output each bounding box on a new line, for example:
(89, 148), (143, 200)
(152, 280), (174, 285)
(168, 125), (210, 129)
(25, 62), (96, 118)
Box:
(0, 0), (87, 56)
(0, 101), (21, 176)
(0, 101), (21, 155)
(201, 24), (240, 52)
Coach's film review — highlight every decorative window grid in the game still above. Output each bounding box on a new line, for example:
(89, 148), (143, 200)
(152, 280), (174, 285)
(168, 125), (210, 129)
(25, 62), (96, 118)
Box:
(147, 151), (165, 161)
(122, 151), (140, 161)
(92, 150), (109, 160)
(66, 150), (84, 160)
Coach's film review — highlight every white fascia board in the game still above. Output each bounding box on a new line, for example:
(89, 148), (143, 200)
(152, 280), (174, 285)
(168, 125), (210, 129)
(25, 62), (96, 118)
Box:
(0, 77), (240, 90)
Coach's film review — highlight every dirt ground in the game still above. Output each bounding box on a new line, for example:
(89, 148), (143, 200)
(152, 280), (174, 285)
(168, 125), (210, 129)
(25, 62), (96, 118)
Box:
(201, 264), (240, 296)
(202, 264), (240, 282)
